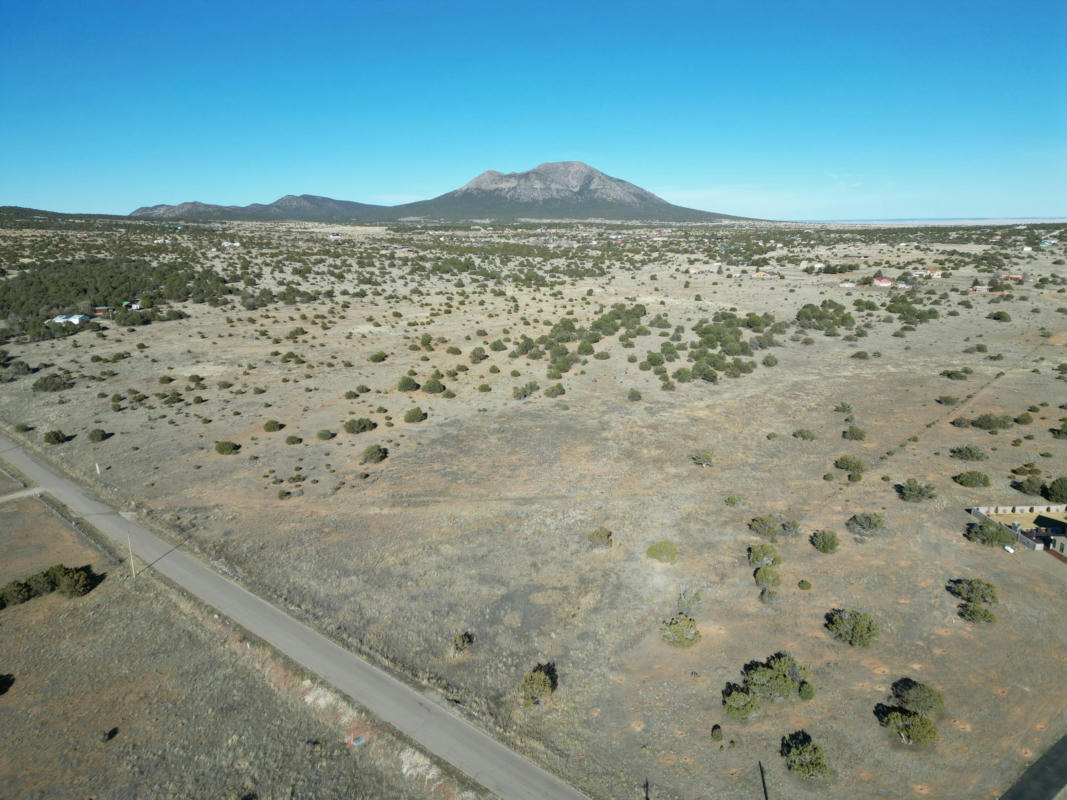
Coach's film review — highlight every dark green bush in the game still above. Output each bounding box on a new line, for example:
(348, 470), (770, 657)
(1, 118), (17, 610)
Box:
(953, 471), (990, 488)
(263, 419), (282, 432)
(214, 440), (240, 454)
(825, 608), (879, 646)
(810, 529), (839, 553)
(403, 407), (426, 423)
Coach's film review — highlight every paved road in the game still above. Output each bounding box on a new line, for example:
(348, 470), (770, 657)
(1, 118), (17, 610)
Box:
(0, 434), (589, 800)
(999, 730), (1067, 800)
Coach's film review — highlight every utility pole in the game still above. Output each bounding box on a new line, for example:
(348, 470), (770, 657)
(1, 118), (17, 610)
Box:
(127, 533), (136, 579)
(758, 760), (769, 800)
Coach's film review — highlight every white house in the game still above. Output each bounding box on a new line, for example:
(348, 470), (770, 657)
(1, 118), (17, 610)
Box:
(49, 314), (92, 325)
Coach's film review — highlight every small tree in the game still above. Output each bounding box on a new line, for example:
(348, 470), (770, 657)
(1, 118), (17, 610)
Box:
(263, 419), (282, 432)
(884, 710), (938, 744)
(1046, 476), (1067, 503)
(519, 663), (557, 706)
(792, 428), (817, 441)
(87, 428), (108, 442)
(423, 377), (445, 394)
(43, 430), (67, 445)
(825, 608), (879, 647)
(214, 440), (240, 455)
(397, 376), (419, 391)
(780, 730), (830, 777)
(403, 407), (426, 423)
(891, 677), (945, 717)
(810, 529), (839, 553)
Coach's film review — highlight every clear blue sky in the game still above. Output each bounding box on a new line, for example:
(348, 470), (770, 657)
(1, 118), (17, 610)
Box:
(2, 0), (1064, 220)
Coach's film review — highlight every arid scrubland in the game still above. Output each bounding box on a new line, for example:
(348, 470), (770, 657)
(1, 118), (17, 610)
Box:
(2, 210), (1066, 799)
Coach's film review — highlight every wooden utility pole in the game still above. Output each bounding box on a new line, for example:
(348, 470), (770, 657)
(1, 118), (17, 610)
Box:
(127, 533), (136, 578)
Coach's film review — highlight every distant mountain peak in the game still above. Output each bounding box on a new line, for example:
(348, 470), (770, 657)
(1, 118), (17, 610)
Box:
(130, 162), (748, 222)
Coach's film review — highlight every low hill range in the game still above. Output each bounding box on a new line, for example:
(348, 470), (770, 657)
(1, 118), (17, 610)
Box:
(130, 161), (746, 223)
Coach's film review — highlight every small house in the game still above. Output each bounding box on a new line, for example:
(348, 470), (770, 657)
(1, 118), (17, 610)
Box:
(872, 277), (895, 288)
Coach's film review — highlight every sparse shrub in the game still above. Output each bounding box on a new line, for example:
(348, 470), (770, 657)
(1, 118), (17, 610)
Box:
(344, 417), (376, 434)
(846, 512), (885, 538)
(780, 730), (829, 777)
(711, 724), (724, 741)
(690, 450), (714, 467)
(512, 381), (540, 400)
(842, 424), (867, 441)
(964, 519), (1014, 547)
(986, 311), (1011, 322)
(519, 663), (557, 706)
(959, 602), (997, 623)
(403, 407), (426, 423)
(722, 683), (761, 721)
(953, 471), (990, 488)
(361, 444), (387, 463)
(587, 526), (613, 549)
(748, 543), (781, 567)
(898, 478), (937, 501)
(316, 429), (334, 440)
(798, 579), (812, 591)
(544, 383), (565, 398)
(825, 608), (879, 646)
(936, 395), (959, 405)
(810, 529), (839, 553)
(368, 351), (388, 362)
(214, 440), (240, 455)
(646, 540), (678, 563)
(950, 444), (987, 461)
(450, 631), (474, 656)
(627, 388), (642, 401)
(792, 429), (817, 441)
(87, 428), (107, 442)
(971, 413), (1013, 431)
(44, 429), (69, 445)
(798, 680), (815, 699)
(754, 566), (781, 588)
(759, 587), (779, 604)
(661, 612), (701, 646)
(285, 435), (301, 445)
(422, 377), (445, 394)
(834, 455), (866, 481)
(263, 419), (282, 432)
(833, 402), (854, 413)
(397, 376), (419, 391)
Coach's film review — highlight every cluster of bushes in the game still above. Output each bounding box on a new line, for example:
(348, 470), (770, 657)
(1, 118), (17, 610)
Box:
(833, 455), (866, 482)
(947, 578), (998, 623)
(721, 652), (814, 722)
(810, 529), (839, 553)
(951, 413), (1014, 432)
(875, 678), (944, 745)
(965, 519), (1014, 547)
(897, 478), (937, 501)
(748, 515), (800, 542)
(1, 564), (96, 609)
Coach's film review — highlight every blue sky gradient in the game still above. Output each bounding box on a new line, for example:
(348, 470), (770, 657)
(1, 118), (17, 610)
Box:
(2, 0), (1064, 219)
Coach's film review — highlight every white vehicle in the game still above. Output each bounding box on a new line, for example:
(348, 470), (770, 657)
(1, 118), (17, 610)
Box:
(1003, 545), (1015, 554)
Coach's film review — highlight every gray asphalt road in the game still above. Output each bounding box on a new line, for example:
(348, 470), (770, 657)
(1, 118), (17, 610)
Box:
(0, 434), (589, 800)
(999, 730), (1067, 800)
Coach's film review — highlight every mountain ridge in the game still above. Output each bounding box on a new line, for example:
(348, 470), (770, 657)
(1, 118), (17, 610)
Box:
(130, 162), (749, 222)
